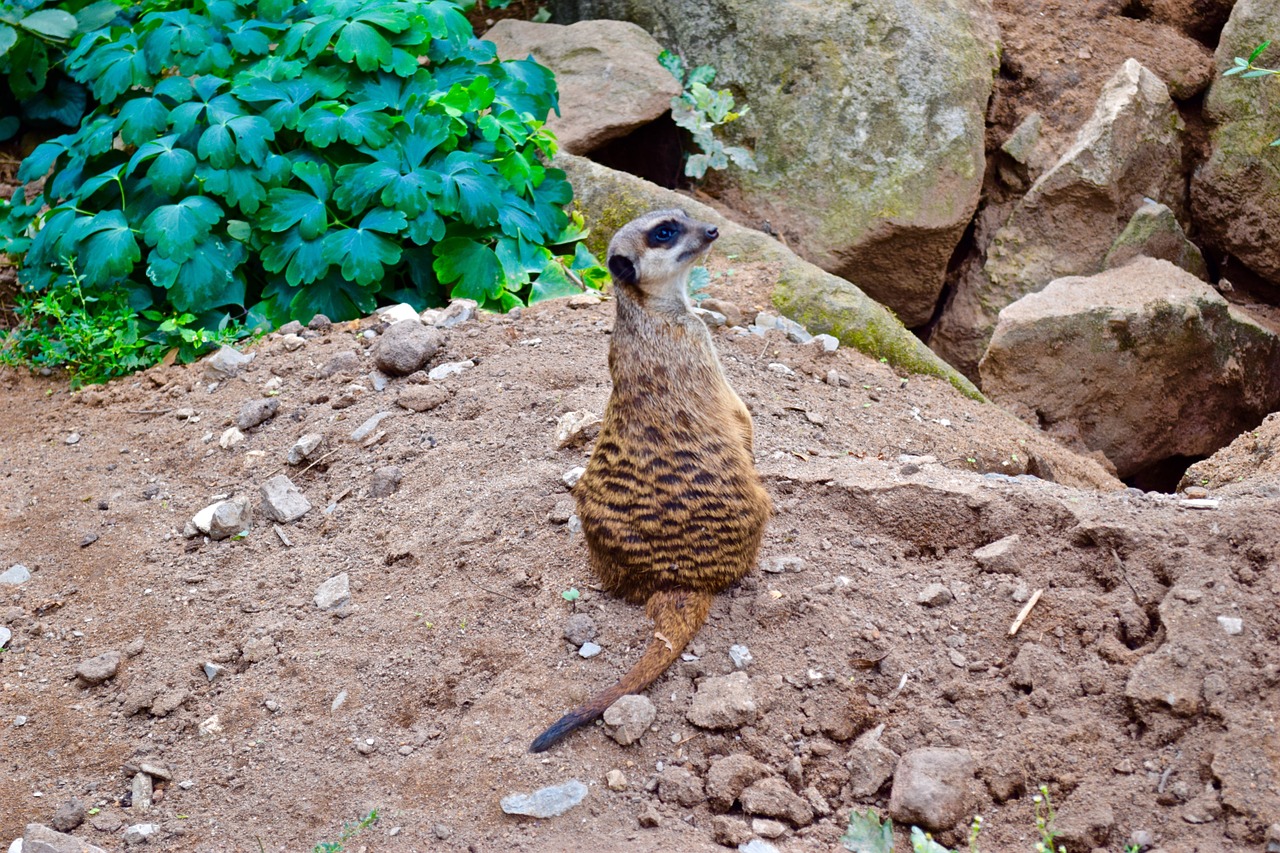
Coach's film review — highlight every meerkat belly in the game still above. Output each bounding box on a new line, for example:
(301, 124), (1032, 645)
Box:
(575, 403), (768, 603)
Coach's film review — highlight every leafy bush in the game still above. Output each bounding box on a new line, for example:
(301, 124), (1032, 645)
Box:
(0, 0), (122, 140)
(657, 49), (756, 180)
(1, 0), (606, 382)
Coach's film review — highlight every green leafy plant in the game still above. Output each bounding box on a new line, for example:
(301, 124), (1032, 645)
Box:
(313, 807), (379, 853)
(657, 49), (756, 180)
(1, 0), (607, 383)
(1224, 41), (1279, 146)
(0, 0), (123, 140)
(1032, 785), (1065, 853)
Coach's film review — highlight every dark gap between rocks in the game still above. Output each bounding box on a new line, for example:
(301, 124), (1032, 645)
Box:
(585, 112), (684, 191)
(1124, 454), (1206, 494)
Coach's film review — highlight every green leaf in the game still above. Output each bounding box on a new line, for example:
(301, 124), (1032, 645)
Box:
(148, 237), (246, 310)
(530, 258), (578, 303)
(322, 223), (402, 286)
(75, 1), (122, 33)
(0, 116), (17, 142)
(840, 809), (894, 853)
(288, 270), (378, 323)
(561, 587), (580, 602)
(119, 97), (171, 146)
(334, 20), (393, 71)
(0, 25), (17, 60)
(67, 210), (141, 287)
(261, 188), (327, 239)
(1249, 41), (1271, 64)
(261, 226), (330, 286)
(197, 163), (267, 213)
(687, 64), (716, 86)
(19, 9), (78, 40)
(23, 77), (88, 127)
(148, 146), (197, 196)
(908, 827), (951, 853)
(432, 150), (500, 225)
(300, 101), (394, 147)
(656, 49), (683, 83)
(433, 237), (504, 301)
(142, 197), (224, 262)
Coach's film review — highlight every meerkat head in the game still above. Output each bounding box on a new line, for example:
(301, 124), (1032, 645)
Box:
(606, 209), (719, 305)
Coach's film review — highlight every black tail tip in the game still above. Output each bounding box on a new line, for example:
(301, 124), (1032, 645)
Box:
(529, 708), (597, 753)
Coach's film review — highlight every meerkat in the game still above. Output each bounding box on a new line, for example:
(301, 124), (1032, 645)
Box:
(530, 209), (772, 752)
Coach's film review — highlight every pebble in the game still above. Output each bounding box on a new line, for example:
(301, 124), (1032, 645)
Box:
(948, 649), (966, 668)
(766, 363), (796, 377)
(376, 303), (421, 324)
(396, 384), (450, 412)
(500, 779), (588, 818)
(75, 651), (122, 685)
(265, 699), (281, 713)
(739, 777), (814, 826)
(579, 641), (602, 658)
(279, 321), (304, 335)
(701, 298), (743, 327)
(432, 823), (451, 839)
(281, 333), (305, 351)
(425, 298), (477, 328)
(259, 474), (311, 523)
(0, 626), (11, 649)
(764, 556), (804, 574)
(370, 466), (402, 498)
(131, 771), (153, 812)
(888, 747), (977, 832)
(218, 426), (245, 449)
(547, 498), (575, 524)
(606, 769), (627, 791)
(561, 466), (586, 489)
(190, 496), (253, 541)
(812, 333), (839, 352)
(308, 313), (331, 330)
(563, 613), (598, 646)
(1217, 616), (1243, 635)
(287, 433), (324, 466)
(693, 306), (727, 327)
(373, 321), (442, 375)
(637, 803), (661, 827)
(203, 662), (226, 682)
(916, 583), (953, 607)
(0, 564), (31, 586)
(567, 292), (603, 309)
(79, 534), (98, 548)
(236, 398), (279, 430)
(315, 573), (351, 610)
(603, 694), (656, 746)
(123, 823), (158, 845)
(139, 762), (171, 781)
(973, 534), (1022, 574)
(173, 408), (195, 421)
(728, 644), (753, 670)
(846, 726), (898, 798)
(356, 738), (375, 755)
(242, 635), (277, 663)
(713, 815), (753, 847)
(752, 818), (788, 839)
(825, 369), (848, 387)
(427, 359), (474, 381)
(332, 690), (348, 712)
(555, 410), (602, 448)
(50, 799), (86, 832)
(22, 824), (109, 853)
(657, 766), (705, 806)
(738, 841), (780, 853)
(202, 345), (254, 380)
(754, 311), (812, 343)
(687, 671), (758, 730)
(351, 411), (394, 441)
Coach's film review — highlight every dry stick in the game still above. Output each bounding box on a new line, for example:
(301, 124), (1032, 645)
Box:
(1008, 588), (1044, 637)
(463, 572), (516, 602)
(1111, 548), (1142, 603)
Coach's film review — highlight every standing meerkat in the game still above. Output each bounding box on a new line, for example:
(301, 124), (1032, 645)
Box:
(530, 209), (772, 752)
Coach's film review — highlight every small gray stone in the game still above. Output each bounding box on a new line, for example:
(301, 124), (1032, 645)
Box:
(23, 823), (110, 853)
(603, 694), (656, 746)
(687, 671), (757, 730)
(0, 564), (31, 585)
(123, 823), (158, 845)
(427, 359), (474, 381)
(236, 397), (279, 430)
(728, 644), (753, 670)
(308, 314), (332, 330)
(764, 556), (805, 574)
(563, 613), (597, 646)
(973, 534), (1022, 574)
(888, 747), (977, 832)
(138, 762), (171, 781)
(370, 466), (402, 498)
(131, 772), (153, 813)
(1217, 615), (1243, 635)
(50, 800), (86, 832)
(713, 815), (753, 847)
(739, 777), (814, 826)
(351, 412), (394, 441)
(433, 298), (477, 328)
(260, 475), (310, 524)
(547, 498), (575, 524)
(752, 818), (788, 839)
(561, 466), (586, 489)
(693, 306), (727, 327)
(554, 410), (602, 448)
(202, 345), (253, 380)
(578, 641), (602, 658)
(242, 636), (277, 663)
(75, 651), (121, 685)
(319, 350), (362, 378)
(500, 779), (588, 818)
(191, 496), (253, 541)
(916, 583), (953, 607)
(376, 303), (420, 324)
(812, 333), (839, 352)
(65, 432), (81, 445)
(202, 662), (226, 682)
(279, 321), (304, 335)
(846, 726), (899, 798)
(373, 321), (442, 376)
(287, 433), (324, 466)
(738, 840), (780, 853)
(218, 426), (245, 449)
(280, 333), (305, 351)
(315, 573), (350, 610)
(0, 626), (11, 649)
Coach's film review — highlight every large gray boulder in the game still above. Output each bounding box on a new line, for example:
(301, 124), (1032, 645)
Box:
(483, 19), (680, 154)
(1191, 1), (1280, 288)
(554, 152), (982, 399)
(979, 258), (1280, 479)
(552, 0), (1000, 327)
(933, 59), (1187, 377)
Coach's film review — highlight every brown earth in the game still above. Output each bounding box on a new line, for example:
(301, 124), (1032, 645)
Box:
(1, 249), (1278, 853)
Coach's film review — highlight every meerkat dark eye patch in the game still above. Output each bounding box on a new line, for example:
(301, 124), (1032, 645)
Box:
(608, 254), (638, 285)
(647, 221), (682, 247)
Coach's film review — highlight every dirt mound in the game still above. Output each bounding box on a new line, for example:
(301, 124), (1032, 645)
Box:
(1181, 411), (1280, 494)
(2, 254), (1277, 851)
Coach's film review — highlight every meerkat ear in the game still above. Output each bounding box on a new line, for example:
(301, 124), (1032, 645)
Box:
(608, 254), (637, 286)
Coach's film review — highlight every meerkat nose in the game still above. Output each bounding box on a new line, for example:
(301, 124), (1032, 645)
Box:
(705, 226), (719, 241)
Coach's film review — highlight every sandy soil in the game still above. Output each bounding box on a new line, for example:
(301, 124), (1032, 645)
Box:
(1, 252), (1277, 852)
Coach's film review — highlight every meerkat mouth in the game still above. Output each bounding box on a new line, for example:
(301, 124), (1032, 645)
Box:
(677, 227), (719, 263)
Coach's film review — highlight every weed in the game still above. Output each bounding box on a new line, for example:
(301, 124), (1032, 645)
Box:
(313, 807), (379, 853)
(1224, 41), (1279, 146)
(657, 49), (756, 180)
(1032, 785), (1065, 853)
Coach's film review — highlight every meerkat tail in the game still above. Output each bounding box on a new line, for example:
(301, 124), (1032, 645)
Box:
(529, 588), (714, 753)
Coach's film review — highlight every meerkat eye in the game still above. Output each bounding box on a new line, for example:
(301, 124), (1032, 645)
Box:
(653, 225), (676, 243)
